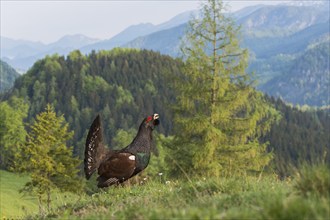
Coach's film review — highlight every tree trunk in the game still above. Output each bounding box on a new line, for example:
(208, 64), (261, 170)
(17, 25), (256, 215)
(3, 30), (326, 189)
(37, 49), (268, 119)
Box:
(47, 189), (51, 213)
(38, 194), (44, 217)
(211, 10), (218, 126)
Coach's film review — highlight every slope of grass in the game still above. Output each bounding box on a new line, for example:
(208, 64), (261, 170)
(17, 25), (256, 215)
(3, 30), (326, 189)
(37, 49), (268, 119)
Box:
(46, 174), (329, 219)
(2, 166), (329, 219)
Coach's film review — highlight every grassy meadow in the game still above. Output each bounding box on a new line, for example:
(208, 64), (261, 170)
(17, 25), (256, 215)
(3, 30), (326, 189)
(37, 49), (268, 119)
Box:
(0, 170), (38, 218)
(1, 164), (329, 219)
(0, 170), (80, 219)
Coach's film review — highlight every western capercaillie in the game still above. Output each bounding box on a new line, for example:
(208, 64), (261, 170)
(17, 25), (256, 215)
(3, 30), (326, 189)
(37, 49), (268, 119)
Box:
(84, 113), (159, 188)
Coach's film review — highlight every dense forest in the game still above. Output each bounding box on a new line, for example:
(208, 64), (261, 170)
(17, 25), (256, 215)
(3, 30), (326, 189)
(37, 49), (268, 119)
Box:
(1, 49), (329, 177)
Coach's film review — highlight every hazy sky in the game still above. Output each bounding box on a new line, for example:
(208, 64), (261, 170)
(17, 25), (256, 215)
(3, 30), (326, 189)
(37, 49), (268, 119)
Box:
(1, 0), (288, 44)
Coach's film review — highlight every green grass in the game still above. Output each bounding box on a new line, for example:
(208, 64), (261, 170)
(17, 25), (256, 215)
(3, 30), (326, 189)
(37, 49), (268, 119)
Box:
(0, 170), (80, 219)
(1, 168), (329, 219)
(0, 170), (38, 218)
(48, 175), (330, 219)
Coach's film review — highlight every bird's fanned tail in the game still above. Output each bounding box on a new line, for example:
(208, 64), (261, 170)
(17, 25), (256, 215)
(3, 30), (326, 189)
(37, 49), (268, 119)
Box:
(84, 114), (107, 179)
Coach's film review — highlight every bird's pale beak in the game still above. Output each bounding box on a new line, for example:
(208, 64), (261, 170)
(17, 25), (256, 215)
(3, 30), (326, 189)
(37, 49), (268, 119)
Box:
(153, 113), (160, 127)
(153, 113), (159, 120)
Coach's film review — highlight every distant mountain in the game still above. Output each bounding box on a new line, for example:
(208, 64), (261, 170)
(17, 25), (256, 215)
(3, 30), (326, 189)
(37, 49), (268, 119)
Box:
(1, 34), (99, 71)
(125, 4), (329, 57)
(153, 10), (194, 31)
(260, 42), (330, 106)
(47, 34), (99, 49)
(1, 36), (45, 60)
(123, 24), (187, 57)
(80, 10), (194, 54)
(80, 23), (156, 53)
(1, 36), (45, 51)
(232, 5), (266, 20)
(0, 60), (20, 93)
(1, 10), (195, 72)
(238, 5), (329, 37)
(124, 19), (329, 60)
(243, 21), (330, 59)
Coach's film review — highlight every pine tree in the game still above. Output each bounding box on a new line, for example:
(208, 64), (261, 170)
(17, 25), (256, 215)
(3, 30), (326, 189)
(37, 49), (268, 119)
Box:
(170, 0), (280, 177)
(15, 104), (83, 215)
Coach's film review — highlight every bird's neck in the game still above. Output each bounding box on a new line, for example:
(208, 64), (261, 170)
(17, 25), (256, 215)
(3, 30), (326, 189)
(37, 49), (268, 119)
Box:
(127, 126), (152, 152)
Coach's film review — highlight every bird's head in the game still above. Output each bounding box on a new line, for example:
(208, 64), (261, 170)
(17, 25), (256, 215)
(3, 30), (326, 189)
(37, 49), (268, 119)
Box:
(144, 113), (160, 130)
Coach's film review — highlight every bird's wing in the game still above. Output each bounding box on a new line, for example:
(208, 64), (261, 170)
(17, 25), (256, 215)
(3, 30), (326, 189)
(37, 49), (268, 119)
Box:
(97, 152), (136, 187)
(84, 114), (107, 180)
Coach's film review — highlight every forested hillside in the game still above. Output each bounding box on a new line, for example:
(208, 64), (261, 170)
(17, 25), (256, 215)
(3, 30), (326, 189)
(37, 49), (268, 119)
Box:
(1, 49), (329, 177)
(262, 97), (330, 177)
(5, 49), (181, 158)
(0, 60), (20, 93)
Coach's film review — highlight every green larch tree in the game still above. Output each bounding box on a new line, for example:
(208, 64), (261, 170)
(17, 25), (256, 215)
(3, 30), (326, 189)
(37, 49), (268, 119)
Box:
(15, 104), (83, 216)
(170, 0), (280, 177)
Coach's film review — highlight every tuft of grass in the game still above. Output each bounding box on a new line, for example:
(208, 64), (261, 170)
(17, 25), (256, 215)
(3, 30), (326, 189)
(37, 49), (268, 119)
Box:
(293, 164), (330, 198)
(260, 194), (330, 220)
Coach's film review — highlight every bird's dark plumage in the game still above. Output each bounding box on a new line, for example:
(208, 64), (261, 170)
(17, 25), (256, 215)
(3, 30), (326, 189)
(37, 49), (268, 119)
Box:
(84, 113), (159, 188)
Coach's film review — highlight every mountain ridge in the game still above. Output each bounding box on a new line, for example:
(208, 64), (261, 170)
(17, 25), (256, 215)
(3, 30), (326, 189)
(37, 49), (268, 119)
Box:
(80, 10), (195, 54)
(238, 4), (329, 37)
(2, 4), (327, 71)
(259, 42), (330, 106)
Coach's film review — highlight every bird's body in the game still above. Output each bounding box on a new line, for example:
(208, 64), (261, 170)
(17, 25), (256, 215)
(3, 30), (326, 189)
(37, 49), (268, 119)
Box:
(84, 114), (159, 188)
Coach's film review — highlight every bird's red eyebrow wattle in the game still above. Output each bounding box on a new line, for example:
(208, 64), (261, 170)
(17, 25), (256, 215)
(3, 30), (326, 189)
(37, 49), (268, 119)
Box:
(146, 116), (152, 122)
